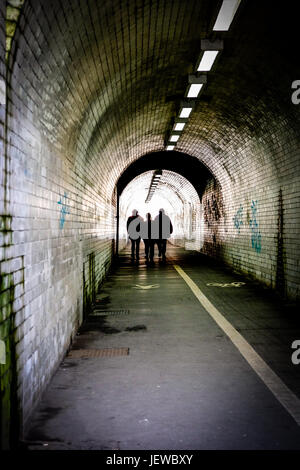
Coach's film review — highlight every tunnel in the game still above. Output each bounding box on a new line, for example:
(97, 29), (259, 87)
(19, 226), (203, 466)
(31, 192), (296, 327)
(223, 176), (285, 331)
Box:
(117, 151), (212, 254)
(0, 0), (300, 452)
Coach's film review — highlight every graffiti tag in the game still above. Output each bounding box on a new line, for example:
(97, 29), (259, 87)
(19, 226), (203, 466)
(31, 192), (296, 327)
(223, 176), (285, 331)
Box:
(57, 192), (70, 229)
(233, 205), (243, 233)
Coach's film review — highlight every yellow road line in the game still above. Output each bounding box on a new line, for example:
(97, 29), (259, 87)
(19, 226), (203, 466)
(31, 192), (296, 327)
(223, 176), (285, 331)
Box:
(173, 264), (300, 426)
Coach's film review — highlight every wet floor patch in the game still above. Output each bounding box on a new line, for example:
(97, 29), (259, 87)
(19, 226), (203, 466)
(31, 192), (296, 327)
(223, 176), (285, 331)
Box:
(97, 325), (121, 334)
(59, 361), (78, 369)
(79, 316), (121, 334)
(95, 294), (111, 307)
(125, 325), (147, 332)
(25, 434), (64, 445)
(25, 407), (64, 445)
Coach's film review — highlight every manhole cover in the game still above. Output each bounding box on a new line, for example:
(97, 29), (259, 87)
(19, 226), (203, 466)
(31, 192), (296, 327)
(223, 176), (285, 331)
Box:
(67, 348), (129, 358)
(90, 310), (130, 316)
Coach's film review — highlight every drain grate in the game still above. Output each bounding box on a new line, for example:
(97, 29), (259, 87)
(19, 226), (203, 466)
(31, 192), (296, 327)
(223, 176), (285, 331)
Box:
(67, 348), (129, 358)
(90, 309), (130, 316)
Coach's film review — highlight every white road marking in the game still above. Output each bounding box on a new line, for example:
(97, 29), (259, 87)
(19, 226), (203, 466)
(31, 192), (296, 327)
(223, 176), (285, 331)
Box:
(132, 284), (160, 290)
(173, 264), (300, 426)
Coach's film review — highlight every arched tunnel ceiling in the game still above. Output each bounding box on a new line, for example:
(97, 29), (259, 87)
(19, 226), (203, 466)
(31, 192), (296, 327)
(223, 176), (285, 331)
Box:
(120, 169), (200, 221)
(11, 0), (300, 199)
(117, 151), (212, 198)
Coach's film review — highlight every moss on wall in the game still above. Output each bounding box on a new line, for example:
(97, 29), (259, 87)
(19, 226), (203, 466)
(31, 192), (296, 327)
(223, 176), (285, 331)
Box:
(6, 1), (25, 62)
(0, 266), (21, 450)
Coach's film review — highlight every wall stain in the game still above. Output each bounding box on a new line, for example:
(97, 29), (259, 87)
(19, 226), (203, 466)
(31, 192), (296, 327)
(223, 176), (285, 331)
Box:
(249, 200), (262, 253)
(202, 179), (224, 258)
(204, 192), (223, 227)
(83, 252), (96, 320)
(275, 189), (285, 296)
(0, 256), (24, 449)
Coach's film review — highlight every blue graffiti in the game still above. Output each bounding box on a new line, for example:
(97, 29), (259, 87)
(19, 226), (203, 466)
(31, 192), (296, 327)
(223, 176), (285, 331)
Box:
(57, 191), (70, 229)
(249, 200), (261, 253)
(233, 205), (243, 233)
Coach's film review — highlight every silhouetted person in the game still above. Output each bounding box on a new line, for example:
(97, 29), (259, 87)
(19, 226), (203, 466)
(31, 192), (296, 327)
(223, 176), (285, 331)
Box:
(141, 212), (154, 263)
(127, 209), (141, 261)
(151, 215), (160, 261)
(153, 208), (173, 261)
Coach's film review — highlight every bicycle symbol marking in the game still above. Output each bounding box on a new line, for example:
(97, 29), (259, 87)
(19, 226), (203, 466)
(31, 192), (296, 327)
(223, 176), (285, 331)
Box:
(206, 282), (246, 288)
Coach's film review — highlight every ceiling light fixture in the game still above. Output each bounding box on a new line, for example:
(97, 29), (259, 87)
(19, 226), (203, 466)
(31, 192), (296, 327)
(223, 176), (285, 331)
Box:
(185, 75), (207, 99)
(197, 50), (219, 72)
(174, 122), (185, 131)
(186, 74), (207, 98)
(179, 100), (195, 119)
(196, 39), (223, 72)
(187, 83), (203, 98)
(173, 118), (188, 132)
(213, 0), (242, 31)
(145, 170), (163, 203)
(179, 108), (192, 118)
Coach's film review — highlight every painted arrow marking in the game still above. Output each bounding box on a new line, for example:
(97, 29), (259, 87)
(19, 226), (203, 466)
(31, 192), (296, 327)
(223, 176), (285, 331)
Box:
(132, 284), (160, 290)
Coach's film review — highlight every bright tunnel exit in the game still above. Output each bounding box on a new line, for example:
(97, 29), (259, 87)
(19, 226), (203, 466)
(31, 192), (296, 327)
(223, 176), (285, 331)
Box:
(119, 170), (204, 252)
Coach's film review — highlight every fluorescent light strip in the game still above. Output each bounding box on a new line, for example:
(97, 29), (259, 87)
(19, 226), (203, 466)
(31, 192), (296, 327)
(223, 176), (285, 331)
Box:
(213, 0), (241, 31)
(166, 145), (175, 151)
(174, 122), (186, 131)
(179, 107), (193, 118)
(197, 50), (219, 71)
(170, 135), (180, 143)
(187, 83), (203, 98)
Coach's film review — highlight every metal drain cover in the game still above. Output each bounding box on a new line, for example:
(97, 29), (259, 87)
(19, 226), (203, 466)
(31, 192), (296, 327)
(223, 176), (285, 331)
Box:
(90, 310), (130, 316)
(67, 348), (129, 358)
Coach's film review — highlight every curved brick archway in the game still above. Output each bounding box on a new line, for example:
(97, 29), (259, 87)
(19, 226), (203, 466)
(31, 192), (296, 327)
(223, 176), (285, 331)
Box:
(119, 169), (204, 253)
(0, 0), (300, 448)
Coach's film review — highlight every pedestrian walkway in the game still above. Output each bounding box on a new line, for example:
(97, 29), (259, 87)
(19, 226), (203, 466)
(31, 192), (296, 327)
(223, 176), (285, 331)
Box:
(24, 244), (300, 450)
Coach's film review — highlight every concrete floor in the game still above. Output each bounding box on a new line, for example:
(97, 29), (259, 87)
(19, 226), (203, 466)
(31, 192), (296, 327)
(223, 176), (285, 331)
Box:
(24, 244), (300, 450)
